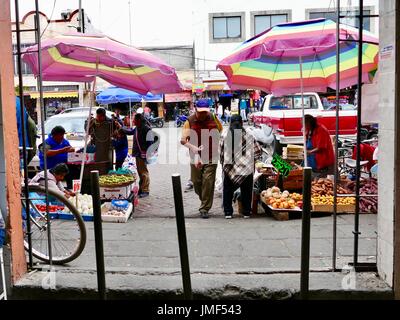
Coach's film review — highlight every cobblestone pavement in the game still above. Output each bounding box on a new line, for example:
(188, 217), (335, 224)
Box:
(41, 128), (378, 274)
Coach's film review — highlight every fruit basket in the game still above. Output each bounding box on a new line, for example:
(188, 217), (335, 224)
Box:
(99, 174), (135, 188)
(311, 195), (356, 213)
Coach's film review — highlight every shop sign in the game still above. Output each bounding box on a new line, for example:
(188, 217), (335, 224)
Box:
(271, 154), (292, 177)
(192, 83), (205, 93)
(380, 45), (393, 60)
(73, 180), (81, 193)
(165, 92), (192, 103)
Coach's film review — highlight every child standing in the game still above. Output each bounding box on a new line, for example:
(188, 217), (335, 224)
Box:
(112, 129), (129, 169)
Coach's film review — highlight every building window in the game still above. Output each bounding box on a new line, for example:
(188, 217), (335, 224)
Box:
(309, 9), (371, 31)
(213, 16), (241, 39)
(254, 14), (288, 35)
(13, 43), (34, 75)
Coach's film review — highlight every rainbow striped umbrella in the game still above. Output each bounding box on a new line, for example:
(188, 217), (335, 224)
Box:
(217, 19), (379, 95)
(22, 33), (182, 94)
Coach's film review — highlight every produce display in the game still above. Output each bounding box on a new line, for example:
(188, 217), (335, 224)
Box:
(312, 195), (356, 205)
(311, 178), (351, 196)
(64, 194), (93, 215)
(101, 202), (131, 218)
(108, 168), (134, 175)
(99, 174), (135, 187)
(347, 178), (378, 214)
(261, 187), (302, 210)
(35, 204), (65, 212)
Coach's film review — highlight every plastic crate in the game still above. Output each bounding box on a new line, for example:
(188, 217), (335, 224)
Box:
(101, 202), (133, 223)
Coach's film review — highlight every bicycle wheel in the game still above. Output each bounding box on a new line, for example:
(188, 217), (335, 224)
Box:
(22, 185), (86, 265)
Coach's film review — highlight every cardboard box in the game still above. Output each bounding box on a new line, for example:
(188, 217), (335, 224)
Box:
(67, 152), (95, 164)
(312, 204), (355, 213)
(101, 202), (133, 223)
(100, 184), (134, 200)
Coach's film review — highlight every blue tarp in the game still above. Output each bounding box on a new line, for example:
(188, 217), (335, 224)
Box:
(96, 87), (163, 104)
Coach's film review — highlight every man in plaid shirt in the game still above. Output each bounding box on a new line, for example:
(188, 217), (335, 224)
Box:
(219, 115), (262, 219)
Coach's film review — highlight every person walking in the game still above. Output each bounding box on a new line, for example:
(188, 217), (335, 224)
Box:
(180, 99), (223, 219)
(220, 115), (262, 219)
(123, 113), (159, 198)
(239, 97), (247, 121)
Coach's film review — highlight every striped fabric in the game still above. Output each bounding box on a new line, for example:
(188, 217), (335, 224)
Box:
(217, 19), (379, 95)
(22, 33), (182, 95)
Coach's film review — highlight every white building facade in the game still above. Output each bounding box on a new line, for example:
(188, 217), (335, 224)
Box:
(193, 0), (379, 83)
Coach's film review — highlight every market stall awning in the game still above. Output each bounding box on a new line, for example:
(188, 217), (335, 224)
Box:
(29, 91), (78, 99)
(205, 83), (230, 91)
(96, 86), (163, 104)
(164, 92), (192, 103)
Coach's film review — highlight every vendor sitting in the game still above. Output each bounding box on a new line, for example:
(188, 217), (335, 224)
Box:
(30, 163), (75, 199)
(39, 126), (75, 170)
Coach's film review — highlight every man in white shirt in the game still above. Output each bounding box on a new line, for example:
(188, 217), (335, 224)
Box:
(29, 163), (75, 199)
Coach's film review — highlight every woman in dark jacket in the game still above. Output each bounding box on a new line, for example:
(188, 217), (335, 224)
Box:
(123, 113), (159, 198)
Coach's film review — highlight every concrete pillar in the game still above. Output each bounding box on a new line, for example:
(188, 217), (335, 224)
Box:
(0, 0), (27, 282)
(378, 0), (400, 298)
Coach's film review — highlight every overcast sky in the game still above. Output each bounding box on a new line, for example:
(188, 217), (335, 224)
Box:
(11, 0), (193, 47)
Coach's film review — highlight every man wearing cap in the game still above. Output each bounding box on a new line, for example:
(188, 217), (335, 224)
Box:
(180, 99), (223, 219)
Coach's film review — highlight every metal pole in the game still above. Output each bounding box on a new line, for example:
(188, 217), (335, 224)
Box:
(300, 167), (312, 299)
(332, 0), (341, 272)
(299, 56), (308, 167)
(128, 1), (132, 45)
(172, 174), (193, 300)
(35, 0), (52, 266)
(353, 0), (364, 267)
(14, 0), (33, 269)
(78, 0), (84, 33)
(90, 170), (107, 300)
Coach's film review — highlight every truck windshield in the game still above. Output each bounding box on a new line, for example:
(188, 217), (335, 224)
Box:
(269, 95), (318, 110)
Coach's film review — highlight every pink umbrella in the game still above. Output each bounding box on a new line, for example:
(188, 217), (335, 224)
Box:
(22, 32), (183, 195)
(22, 33), (183, 94)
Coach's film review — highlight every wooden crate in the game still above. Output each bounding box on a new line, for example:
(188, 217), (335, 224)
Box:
(312, 204), (355, 213)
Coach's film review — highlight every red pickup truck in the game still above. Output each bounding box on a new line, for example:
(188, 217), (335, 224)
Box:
(252, 93), (358, 148)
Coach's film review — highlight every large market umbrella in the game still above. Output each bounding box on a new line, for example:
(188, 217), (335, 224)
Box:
(97, 86), (163, 127)
(22, 32), (182, 195)
(217, 18), (378, 95)
(218, 17), (379, 273)
(22, 32), (183, 94)
(217, 18), (379, 165)
(96, 86), (163, 104)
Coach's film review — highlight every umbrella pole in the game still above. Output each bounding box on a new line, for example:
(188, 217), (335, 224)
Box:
(78, 78), (97, 203)
(332, 0), (341, 272)
(129, 98), (132, 127)
(299, 56), (308, 167)
(299, 56), (312, 299)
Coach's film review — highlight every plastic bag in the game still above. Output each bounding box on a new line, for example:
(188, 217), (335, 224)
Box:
(247, 124), (274, 145)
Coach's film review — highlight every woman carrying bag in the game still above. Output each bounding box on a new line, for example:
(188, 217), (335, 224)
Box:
(123, 113), (159, 198)
(219, 114), (262, 218)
